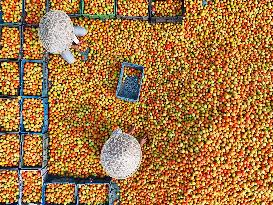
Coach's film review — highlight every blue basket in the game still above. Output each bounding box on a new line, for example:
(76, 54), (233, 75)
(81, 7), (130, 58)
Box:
(41, 173), (78, 205)
(0, 24), (23, 60)
(0, 59), (20, 97)
(148, 0), (186, 23)
(116, 62), (144, 102)
(20, 59), (48, 98)
(21, 25), (46, 58)
(42, 183), (77, 205)
(0, 168), (22, 205)
(75, 179), (119, 205)
(41, 168), (78, 205)
(0, 133), (20, 169)
(20, 169), (45, 204)
(0, 9), (23, 26)
(46, 0), (82, 16)
(19, 133), (48, 170)
(20, 97), (49, 134)
(76, 182), (109, 205)
(0, 97), (21, 133)
(116, 0), (149, 21)
(0, 132), (21, 170)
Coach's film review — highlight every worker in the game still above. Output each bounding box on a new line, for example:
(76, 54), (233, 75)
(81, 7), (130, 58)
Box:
(113, 125), (147, 147)
(101, 125), (147, 205)
(39, 10), (87, 64)
(100, 125), (147, 180)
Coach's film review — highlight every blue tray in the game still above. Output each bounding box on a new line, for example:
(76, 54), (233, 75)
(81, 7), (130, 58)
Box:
(0, 134), (21, 169)
(0, 60), (21, 97)
(116, 0), (149, 21)
(75, 183), (109, 205)
(0, 168), (22, 205)
(20, 169), (46, 204)
(0, 97), (21, 133)
(20, 59), (48, 98)
(42, 183), (77, 205)
(116, 62), (144, 102)
(41, 168), (77, 205)
(0, 24), (23, 60)
(19, 133), (48, 170)
(0, 9), (22, 26)
(148, 0), (186, 23)
(19, 97), (49, 134)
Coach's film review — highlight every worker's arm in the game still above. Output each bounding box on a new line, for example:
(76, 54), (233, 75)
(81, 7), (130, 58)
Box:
(72, 35), (80, 44)
(139, 136), (147, 148)
(112, 127), (123, 136)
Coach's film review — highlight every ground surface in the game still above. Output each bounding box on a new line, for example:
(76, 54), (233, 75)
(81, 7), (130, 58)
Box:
(0, 0), (273, 204)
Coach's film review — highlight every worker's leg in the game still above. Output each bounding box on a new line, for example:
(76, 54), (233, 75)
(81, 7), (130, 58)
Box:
(60, 49), (76, 64)
(74, 26), (88, 37)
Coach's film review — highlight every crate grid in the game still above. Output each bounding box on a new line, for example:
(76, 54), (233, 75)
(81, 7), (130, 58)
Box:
(1, 0), (121, 204)
(0, 0), (50, 204)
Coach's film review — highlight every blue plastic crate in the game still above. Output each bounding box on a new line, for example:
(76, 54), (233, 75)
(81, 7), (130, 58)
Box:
(20, 169), (45, 204)
(0, 59), (20, 97)
(148, 0), (186, 23)
(0, 132), (19, 135)
(20, 97), (49, 134)
(19, 134), (48, 170)
(0, 133), (20, 169)
(109, 181), (120, 205)
(76, 182), (110, 205)
(75, 178), (119, 205)
(0, 168), (22, 205)
(0, 24), (23, 60)
(0, 10), (22, 26)
(116, 62), (144, 102)
(20, 59), (48, 98)
(116, 0), (149, 21)
(41, 168), (78, 205)
(0, 0), (26, 25)
(42, 182), (77, 205)
(47, 0), (82, 16)
(0, 97), (21, 133)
